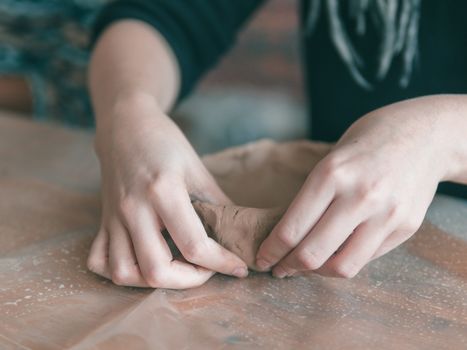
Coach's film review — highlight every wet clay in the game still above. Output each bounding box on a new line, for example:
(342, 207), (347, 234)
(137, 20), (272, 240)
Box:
(201, 139), (332, 208)
(194, 202), (284, 270)
(193, 139), (332, 270)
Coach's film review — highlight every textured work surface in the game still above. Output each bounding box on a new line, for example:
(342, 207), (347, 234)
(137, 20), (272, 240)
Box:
(1, 113), (466, 350)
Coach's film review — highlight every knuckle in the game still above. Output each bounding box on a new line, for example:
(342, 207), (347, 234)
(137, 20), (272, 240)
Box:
(111, 265), (132, 286)
(144, 267), (168, 288)
(296, 249), (323, 270)
(355, 181), (386, 206)
(275, 225), (298, 249)
(182, 240), (205, 263)
(319, 156), (346, 184)
(148, 174), (177, 202)
(403, 216), (423, 233)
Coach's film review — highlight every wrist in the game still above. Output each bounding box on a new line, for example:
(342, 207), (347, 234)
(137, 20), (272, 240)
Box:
(94, 90), (167, 156)
(380, 95), (466, 183)
(357, 96), (456, 183)
(95, 89), (165, 129)
(426, 95), (467, 184)
(412, 97), (458, 184)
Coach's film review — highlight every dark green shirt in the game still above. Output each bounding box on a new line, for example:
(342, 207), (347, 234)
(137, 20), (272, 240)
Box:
(93, 0), (467, 198)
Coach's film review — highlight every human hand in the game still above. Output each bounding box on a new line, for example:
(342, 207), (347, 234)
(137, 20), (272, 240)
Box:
(87, 95), (248, 288)
(256, 96), (454, 278)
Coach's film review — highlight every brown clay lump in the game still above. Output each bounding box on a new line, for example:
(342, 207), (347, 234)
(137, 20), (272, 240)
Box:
(193, 201), (284, 271)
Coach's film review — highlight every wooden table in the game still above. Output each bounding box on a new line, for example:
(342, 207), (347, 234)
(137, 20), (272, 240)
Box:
(1, 113), (466, 349)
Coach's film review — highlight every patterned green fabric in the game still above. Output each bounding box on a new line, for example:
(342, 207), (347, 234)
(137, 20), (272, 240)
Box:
(0, 0), (109, 127)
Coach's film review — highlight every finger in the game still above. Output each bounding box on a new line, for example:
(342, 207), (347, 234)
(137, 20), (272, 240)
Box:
(125, 204), (214, 289)
(255, 168), (335, 271)
(191, 168), (233, 206)
(163, 259), (215, 289)
(87, 227), (111, 280)
(272, 197), (366, 277)
(108, 220), (149, 287)
(316, 219), (391, 278)
(371, 229), (412, 261)
(152, 185), (248, 278)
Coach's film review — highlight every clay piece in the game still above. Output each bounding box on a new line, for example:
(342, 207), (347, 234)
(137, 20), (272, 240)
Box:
(194, 202), (284, 270)
(193, 139), (332, 270)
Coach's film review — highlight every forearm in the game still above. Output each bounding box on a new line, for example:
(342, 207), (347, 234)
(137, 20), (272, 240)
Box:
(338, 94), (467, 186)
(383, 94), (467, 184)
(89, 20), (180, 132)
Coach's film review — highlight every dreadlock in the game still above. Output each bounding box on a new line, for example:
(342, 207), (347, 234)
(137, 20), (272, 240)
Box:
(306, 0), (421, 89)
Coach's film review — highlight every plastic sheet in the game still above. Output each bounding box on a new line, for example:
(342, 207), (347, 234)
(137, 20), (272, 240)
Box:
(1, 113), (467, 349)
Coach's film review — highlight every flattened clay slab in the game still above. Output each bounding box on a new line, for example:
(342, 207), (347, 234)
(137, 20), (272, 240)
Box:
(202, 139), (331, 208)
(195, 139), (332, 269)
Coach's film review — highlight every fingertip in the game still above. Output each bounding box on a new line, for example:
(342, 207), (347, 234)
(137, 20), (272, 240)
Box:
(220, 251), (249, 278)
(168, 260), (215, 289)
(254, 240), (270, 269)
(272, 266), (288, 279)
(254, 231), (284, 271)
(232, 267), (249, 278)
(211, 239), (250, 276)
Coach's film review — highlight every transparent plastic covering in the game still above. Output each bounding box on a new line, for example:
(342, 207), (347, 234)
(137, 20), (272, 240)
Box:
(1, 113), (467, 349)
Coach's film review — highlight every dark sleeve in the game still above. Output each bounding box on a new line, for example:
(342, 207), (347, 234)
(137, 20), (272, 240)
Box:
(92, 0), (265, 102)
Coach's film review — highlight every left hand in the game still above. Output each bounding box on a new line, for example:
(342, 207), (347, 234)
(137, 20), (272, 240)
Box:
(255, 96), (454, 278)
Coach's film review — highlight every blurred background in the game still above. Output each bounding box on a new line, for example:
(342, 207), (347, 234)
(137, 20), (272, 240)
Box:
(0, 0), (307, 154)
(175, 0), (308, 154)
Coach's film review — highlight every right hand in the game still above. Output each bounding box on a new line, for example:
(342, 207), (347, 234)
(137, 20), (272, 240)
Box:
(86, 95), (248, 289)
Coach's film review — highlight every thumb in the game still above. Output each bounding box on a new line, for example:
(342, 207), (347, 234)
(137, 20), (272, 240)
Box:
(189, 165), (234, 206)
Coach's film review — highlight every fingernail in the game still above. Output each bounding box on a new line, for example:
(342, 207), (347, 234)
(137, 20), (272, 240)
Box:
(256, 258), (270, 271)
(232, 267), (248, 278)
(273, 266), (288, 279)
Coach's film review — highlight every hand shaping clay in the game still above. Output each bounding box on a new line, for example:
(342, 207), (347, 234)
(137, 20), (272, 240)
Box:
(193, 202), (284, 270)
(194, 139), (332, 270)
